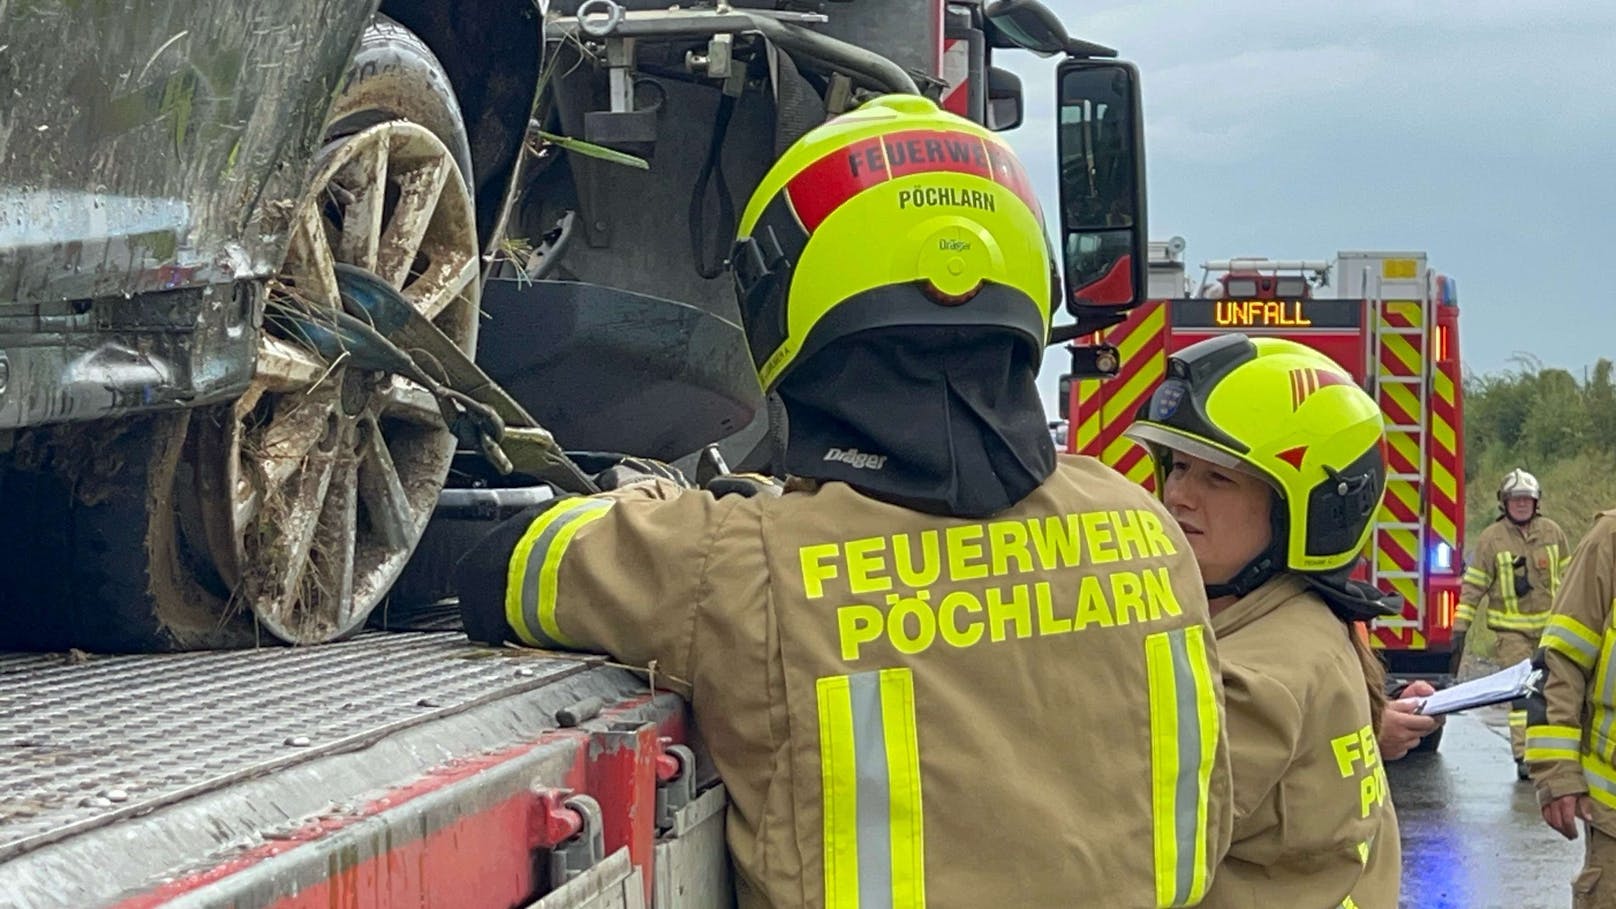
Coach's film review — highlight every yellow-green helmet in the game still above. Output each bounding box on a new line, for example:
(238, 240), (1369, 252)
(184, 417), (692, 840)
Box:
(1124, 334), (1388, 574)
(731, 94), (1053, 392)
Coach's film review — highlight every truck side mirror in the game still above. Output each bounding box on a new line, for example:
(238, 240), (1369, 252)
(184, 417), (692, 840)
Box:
(986, 67), (1023, 131)
(983, 0), (1068, 56)
(1056, 60), (1148, 316)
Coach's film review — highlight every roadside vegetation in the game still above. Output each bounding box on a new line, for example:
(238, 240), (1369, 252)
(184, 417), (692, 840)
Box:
(1458, 356), (1616, 659)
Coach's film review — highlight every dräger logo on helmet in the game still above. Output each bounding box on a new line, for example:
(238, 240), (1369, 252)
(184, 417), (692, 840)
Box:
(824, 447), (888, 470)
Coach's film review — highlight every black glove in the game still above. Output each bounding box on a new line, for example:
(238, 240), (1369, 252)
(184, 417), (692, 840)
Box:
(705, 472), (784, 499)
(594, 455), (692, 491)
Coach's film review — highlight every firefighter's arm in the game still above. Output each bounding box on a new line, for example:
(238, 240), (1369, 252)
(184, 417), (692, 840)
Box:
(1528, 519), (1616, 803)
(1456, 533), (1494, 631)
(455, 478), (739, 690)
(1218, 660), (1304, 835)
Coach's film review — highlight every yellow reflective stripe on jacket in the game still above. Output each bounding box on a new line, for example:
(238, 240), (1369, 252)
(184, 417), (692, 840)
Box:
(1145, 625), (1219, 908)
(1584, 754), (1616, 811)
(503, 497), (614, 648)
(1461, 565), (1489, 588)
(1548, 544), (1563, 598)
(818, 668), (925, 908)
(1339, 897), (1359, 909)
(1543, 614), (1601, 671)
(1526, 725), (1582, 763)
(1592, 630), (1616, 763)
(1495, 551), (1519, 613)
(1454, 602), (1477, 626)
(1488, 611), (1548, 632)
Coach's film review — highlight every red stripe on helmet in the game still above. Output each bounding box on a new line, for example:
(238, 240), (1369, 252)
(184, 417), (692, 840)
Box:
(981, 136), (1041, 217)
(784, 128), (1020, 232)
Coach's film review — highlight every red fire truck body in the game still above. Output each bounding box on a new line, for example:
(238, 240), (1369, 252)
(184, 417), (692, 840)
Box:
(1062, 245), (1467, 686)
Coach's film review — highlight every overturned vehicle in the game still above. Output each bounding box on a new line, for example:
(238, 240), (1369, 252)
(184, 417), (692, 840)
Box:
(0, 0), (1148, 651)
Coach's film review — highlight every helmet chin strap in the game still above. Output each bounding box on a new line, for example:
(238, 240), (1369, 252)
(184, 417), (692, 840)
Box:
(1203, 548), (1282, 600)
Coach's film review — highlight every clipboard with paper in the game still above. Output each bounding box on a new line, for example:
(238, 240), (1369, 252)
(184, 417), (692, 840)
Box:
(1414, 659), (1544, 717)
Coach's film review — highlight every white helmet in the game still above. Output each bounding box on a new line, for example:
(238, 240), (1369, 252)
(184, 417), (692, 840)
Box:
(1499, 468), (1542, 503)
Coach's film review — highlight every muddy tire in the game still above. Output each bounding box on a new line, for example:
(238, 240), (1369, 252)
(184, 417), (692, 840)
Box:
(0, 17), (479, 652)
(0, 413), (252, 651)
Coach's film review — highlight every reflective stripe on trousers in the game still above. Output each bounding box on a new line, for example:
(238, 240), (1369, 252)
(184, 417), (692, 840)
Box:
(819, 668), (925, 908)
(1145, 625), (1220, 908)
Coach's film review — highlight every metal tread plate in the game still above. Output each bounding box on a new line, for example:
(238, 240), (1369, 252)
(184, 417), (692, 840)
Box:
(0, 632), (593, 860)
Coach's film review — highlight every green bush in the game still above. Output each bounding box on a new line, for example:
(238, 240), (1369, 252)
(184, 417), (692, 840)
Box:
(1456, 357), (1616, 660)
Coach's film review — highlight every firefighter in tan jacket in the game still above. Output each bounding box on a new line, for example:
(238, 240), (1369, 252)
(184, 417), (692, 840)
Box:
(1126, 336), (1402, 909)
(1527, 509), (1616, 908)
(455, 96), (1234, 908)
(1458, 468), (1571, 776)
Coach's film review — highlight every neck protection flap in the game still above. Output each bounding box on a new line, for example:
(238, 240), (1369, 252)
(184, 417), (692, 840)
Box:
(777, 327), (1056, 518)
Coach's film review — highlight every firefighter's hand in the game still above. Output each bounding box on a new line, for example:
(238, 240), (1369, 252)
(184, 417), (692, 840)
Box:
(705, 472), (784, 499)
(594, 456), (692, 491)
(1543, 794), (1593, 841)
(1380, 681), (1444, 761)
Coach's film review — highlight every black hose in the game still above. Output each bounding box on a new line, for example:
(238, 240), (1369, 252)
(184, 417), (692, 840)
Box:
(689, 92), (738, 280)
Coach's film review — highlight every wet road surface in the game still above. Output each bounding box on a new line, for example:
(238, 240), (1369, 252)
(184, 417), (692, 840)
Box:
(1392, 704), (1581, 908)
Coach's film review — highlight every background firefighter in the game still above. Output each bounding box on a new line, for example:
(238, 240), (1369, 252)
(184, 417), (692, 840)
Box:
(1458, 468), (1572, 778)
(1125, 335), (1403, 909)
(453, 96), (1233, 908)
(1525, 508), (1616, 908)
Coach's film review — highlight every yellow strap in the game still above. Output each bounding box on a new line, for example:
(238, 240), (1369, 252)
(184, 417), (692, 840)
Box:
(1145, 626), (1219, 908)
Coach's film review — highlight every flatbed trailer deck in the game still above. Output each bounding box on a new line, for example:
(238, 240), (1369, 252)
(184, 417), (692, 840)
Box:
(0, 633), (714, 908)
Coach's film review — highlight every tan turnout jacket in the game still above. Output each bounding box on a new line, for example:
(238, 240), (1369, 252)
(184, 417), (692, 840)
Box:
(1201, 575), (1401, 909)
(1458, 515), (1571, 634)
(463, 455), (1233, 908)
(1529, 510), (1616, 835)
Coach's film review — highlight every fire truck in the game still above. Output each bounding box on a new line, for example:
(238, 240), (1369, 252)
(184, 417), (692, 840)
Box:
(0, 0), (1152, 904)
(1060, 241), (1467, 736)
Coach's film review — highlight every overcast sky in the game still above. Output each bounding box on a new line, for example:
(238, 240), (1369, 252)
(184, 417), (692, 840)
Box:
(998, 1), (1616, 407)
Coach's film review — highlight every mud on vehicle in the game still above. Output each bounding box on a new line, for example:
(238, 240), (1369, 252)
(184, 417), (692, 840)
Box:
(0, 0), (1146, 652)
